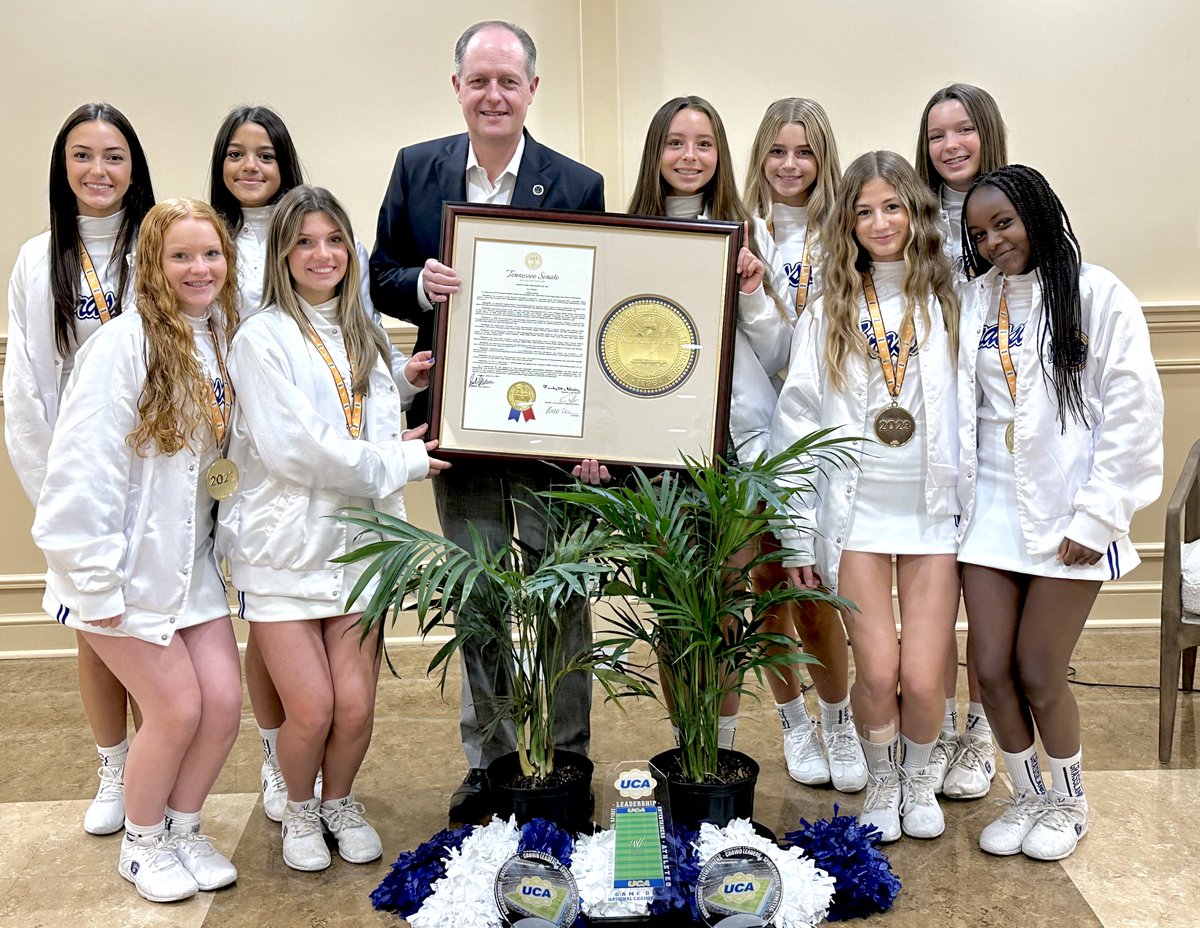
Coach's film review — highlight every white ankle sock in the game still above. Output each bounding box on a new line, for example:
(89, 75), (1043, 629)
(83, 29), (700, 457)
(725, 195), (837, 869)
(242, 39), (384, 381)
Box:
(964, 702), (992, 739)
(1046, 749), (1084, 798)
(859, 732), (899, 776)
(775, 694), (812, 731)
(164, 806), (201, 835)
(98, 739), (129, 767)
(125, 817), (166, 842)
(999, 744), (1047, 796)
(900, 735), (936, 772)
(259, 726), (280, 762)
(819, 695), (851, 730)
(942, 698), (958, 736)
(718, 714), (738, 750)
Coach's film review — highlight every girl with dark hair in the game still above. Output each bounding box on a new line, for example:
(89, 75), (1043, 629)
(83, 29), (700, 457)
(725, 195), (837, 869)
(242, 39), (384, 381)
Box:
(208, 104), (313, 824)
(32, 199), (243, 902)
(208, 105), (304, 318)
(741, 98), (867, 793)
(627, 96), (798, 756)
(771, 151), (961, 843)
(958, 164), (1162, 860)
(220, 185), (447, 872)
(915, 82), (1009, 800)
(4, 102), (154, 837)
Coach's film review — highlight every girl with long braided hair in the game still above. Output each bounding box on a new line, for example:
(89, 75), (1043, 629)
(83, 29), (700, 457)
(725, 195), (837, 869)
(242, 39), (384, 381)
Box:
(958, 164), (1163, 860)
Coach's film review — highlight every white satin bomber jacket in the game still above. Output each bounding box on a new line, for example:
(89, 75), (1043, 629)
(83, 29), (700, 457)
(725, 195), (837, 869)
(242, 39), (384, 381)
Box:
(956, 263), (1163, 560)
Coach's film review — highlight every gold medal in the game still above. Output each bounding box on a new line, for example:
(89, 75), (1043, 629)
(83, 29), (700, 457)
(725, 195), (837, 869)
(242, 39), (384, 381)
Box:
(1005, 421), (1016, 455)
(874, 403), (916, 447)
(205, 458), (239, 501)
(597, 295), (698, 397)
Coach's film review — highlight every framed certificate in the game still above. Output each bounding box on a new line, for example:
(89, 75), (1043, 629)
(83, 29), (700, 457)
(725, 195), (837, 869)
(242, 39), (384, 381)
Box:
(430, 204), (741, 469)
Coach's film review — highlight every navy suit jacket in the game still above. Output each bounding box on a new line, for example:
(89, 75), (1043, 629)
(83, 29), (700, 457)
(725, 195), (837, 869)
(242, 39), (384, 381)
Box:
(370, 130), (605, 426)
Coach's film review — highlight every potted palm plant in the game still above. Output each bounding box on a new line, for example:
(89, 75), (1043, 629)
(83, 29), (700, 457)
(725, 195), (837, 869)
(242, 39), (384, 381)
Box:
(335, 495), (652, 832)
(551, 432), (855, 828)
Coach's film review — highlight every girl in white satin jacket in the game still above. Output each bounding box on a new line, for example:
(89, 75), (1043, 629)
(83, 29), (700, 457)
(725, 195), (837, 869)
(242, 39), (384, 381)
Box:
(771, 151), (960, 845)
(957, 164), (1162, 862)
(4, 102), (155, 838)
(33, 199), (243, 903)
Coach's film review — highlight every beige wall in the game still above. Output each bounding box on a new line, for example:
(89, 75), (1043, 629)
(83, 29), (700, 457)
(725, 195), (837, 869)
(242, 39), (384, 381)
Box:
(2, 0), (1198, 652)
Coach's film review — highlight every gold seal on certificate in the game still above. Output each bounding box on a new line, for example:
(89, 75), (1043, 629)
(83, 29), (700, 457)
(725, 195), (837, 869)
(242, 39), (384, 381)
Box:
(205, 458), (239, 501)
(506, 381), (537, 410)
(524, 252), (543, 270)
(597, 296), (698, 397)
(874, 404), (915, 447)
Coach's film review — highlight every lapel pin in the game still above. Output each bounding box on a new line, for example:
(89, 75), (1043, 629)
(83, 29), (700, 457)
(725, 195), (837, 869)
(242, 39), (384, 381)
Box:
(532, 183), (545, 196)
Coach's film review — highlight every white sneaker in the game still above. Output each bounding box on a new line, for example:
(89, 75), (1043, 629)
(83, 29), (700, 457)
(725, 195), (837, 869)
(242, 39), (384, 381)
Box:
(942, 734), (997, 800)
(783, 719), (830, 785)
(118, 832), (198, 903)
(282, 799), (331, 872)
(261, 758), (287, 823)
(83, 764), (125, 835)
(979, 789), (1043, 856)
(823, 720), (868, 793)
(321, 794), (382, 864)
(900, 766), (945, 839)
(1022, 794), (1088, 861)
(859, 769), (902, 843)
(928, 731), (957, 793)
(168, 831), (237, 890)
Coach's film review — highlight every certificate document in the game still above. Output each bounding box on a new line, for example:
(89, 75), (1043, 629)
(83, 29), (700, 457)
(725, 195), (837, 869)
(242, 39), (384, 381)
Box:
(432, 205), (740, 469)
(461, 240), (596, 437)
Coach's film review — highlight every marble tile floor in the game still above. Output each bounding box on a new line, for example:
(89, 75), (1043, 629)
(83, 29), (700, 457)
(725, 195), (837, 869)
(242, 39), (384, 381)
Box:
(0, 628), (1196, 927)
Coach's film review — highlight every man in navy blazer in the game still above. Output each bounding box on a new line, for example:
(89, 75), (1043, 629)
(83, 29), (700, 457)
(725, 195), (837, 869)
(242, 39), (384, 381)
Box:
(369, 20), (606, 826)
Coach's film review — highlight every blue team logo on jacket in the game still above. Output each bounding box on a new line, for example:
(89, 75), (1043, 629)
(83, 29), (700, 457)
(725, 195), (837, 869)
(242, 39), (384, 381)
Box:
(785, 261), (804, 287)
(77, 290), (117, 320)
(860, 320), (919, 361)
(978, 321), (1027, 350)
(211, 376), (227, 410)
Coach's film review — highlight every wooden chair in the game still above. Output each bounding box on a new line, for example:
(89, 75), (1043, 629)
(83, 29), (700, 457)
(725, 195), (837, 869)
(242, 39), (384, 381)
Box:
(1160, 437), (1200, 762)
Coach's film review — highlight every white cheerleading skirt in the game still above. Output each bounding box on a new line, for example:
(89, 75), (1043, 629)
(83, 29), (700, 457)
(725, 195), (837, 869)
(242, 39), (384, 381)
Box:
(843, 418), (957, 555)
(958, 420), (1134, 580)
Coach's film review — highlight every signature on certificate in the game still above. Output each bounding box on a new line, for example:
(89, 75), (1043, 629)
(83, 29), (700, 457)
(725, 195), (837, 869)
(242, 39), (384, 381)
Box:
(469, 373), (495, 388)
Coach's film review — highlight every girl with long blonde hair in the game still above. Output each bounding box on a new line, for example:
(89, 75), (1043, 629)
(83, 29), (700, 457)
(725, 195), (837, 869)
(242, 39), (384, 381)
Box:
(771, 151), (960, 843)
(32, 198), (243, 903)
(741, 97), (867, 793)
(220, 185), (447, 872)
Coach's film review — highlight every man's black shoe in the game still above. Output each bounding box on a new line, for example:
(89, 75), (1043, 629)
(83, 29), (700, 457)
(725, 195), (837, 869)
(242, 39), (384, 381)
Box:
(448, 768), (493, 825)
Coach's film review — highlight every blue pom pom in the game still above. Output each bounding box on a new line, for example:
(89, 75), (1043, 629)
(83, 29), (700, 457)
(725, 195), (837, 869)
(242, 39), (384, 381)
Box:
(784, 804), (901, 921)
(518, 818), (576, 868)
(648, 823), (700, 921)
(370, 824), (473, 916)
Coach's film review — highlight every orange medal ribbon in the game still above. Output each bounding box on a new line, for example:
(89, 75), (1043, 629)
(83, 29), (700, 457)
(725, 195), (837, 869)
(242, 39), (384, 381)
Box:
(863, 272), (916, 447)
(300, 318), (363, 439)
(78, 243), (113, 324)
(996, 290), (1018, 454)
(767, 220), (813, 315)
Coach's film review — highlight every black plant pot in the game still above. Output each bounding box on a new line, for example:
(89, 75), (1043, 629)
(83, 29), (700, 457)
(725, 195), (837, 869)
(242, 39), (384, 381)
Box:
(650, 748), (759, 830)
(487, 749), (594, 833)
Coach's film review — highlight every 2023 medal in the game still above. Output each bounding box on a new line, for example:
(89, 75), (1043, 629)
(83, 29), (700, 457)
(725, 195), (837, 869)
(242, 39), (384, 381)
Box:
(862, 272), (916, 448)
(1005, 421), (1016, 455)
(875, 402), (916, 447)
(205, 457), (239, 501)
